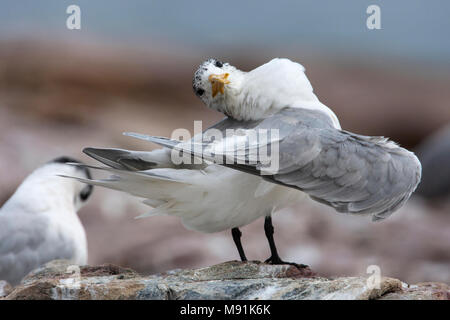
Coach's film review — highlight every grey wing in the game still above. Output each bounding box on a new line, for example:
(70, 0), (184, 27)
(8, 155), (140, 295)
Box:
(205, 124), (421, 220)
(124, 108), (422, 220)
(0, 211), (75, 285)
(209, 110), (422, 220)
(121, 108), (326, 167)
(270, 127), (422, 220)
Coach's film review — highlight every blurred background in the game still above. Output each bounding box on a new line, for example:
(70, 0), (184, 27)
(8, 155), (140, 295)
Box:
(0, 0), (449, 284)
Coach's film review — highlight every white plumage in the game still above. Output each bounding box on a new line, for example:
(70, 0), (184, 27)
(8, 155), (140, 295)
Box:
(193, 58), (341, 128)
(76, 58), (420, 264)
(78, 149), (301, 233)
(0, 158), (93, 285)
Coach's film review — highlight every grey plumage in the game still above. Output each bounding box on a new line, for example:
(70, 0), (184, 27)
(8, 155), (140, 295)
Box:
(0, 213), (77, 284)
(133, 108), (422, 221)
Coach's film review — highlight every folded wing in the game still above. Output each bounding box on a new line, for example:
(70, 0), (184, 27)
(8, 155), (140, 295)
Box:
(133, 108), (422, 220)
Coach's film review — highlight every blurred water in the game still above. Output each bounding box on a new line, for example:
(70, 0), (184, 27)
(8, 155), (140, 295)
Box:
(1, 0), (449, 63)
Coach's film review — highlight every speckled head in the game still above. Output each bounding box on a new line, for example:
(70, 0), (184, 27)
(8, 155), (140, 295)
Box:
(192, 58), (241, 114)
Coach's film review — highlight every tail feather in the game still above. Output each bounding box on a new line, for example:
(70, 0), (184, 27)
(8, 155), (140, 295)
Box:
(83, 147), (173, 171)
(67, 162), (185, 183)
(123, 133), (180, 149)
(123, 132), (214, 162)
(142, 198), (167, 207)
(60, 163), (195, 203)
(76, 140), (216, 219)
(135, 200), (176, 219)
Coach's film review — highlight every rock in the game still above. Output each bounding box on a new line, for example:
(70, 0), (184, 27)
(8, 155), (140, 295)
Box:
(380, 282), (450, 300)
(3, 260), (448, 300)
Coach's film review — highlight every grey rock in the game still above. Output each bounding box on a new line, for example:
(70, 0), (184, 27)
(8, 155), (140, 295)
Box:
(2, 260), (448, 300)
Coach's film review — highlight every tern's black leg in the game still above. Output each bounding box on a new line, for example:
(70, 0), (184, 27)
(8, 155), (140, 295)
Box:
(231, 227), (247, 262)
(264, 216), (308, 268)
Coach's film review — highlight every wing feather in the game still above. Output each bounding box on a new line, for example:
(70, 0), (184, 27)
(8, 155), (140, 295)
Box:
(138, 107), (421, 219)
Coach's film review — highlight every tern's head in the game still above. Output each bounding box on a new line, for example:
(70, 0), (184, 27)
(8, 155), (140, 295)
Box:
(49, 157), (94, 210)
(8, 156), (94, 212)
(192, 58), (242, 114)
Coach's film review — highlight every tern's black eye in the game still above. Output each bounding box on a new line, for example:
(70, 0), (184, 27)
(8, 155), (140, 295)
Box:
(196, 88), (205, 96)
(80, 185), (93, 202)
(215, 60), (223, 68)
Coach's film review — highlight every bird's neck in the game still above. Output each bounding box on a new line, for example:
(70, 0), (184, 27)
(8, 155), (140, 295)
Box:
(223, 85), (341, 129)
